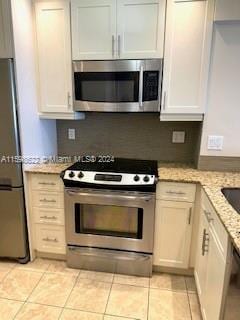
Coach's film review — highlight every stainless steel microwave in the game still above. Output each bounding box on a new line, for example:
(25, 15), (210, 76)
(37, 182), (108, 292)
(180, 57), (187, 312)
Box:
(73, 59), (163, 112)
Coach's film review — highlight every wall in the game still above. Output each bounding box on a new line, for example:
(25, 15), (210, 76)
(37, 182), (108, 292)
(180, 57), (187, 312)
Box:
(11, 0), (57, 164)
(57, 114), (202, 163)
(200, 22), (240, 158)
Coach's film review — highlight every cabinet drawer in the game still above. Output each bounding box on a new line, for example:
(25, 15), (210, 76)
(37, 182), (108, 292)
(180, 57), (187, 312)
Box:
(157, 182), (196, 202)
(32, 191), (64, 209)
(201, 190), (229, 260)
(33, 207), (64, 226)
(35, 224), (66, 254)
(31, 174), (63, 192)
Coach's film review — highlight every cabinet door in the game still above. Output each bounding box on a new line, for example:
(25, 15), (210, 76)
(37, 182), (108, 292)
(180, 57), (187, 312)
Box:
(71, 0), (116, 60)
(204, 227), (228, 320)
(161, 0), (214, 115)
(194, 210), (209, 319)
(35, 1), (73, 113)
(154, 200), (193, 268)
(117, 0), (165, 59)
(215, 0), (240, 21)
(0, 0), (13, 58)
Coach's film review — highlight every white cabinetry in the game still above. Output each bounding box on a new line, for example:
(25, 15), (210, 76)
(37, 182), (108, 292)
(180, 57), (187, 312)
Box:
(117, 0), (165, 59)
(0, 0), (13, 58)
(195, 190), (230, 320)
(71, 0), (116, 60)
(154, 182), (196, 269)
(160, 0), (214, 121)
(71, 0), (165, 60)
(35, 1), (81, 119)
(215, 0), (240, 21)
(28, 173), (66, 256)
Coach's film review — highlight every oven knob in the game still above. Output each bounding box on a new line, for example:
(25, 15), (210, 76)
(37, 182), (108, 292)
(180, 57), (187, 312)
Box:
(69, 171), (75, 178)
(133, 175), (140, 182)
(78, 171), (84, 178)
(143, 175), (150, 183)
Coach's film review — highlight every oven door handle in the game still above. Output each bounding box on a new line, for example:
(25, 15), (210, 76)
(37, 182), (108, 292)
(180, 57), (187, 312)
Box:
(66, 190), (153, 202)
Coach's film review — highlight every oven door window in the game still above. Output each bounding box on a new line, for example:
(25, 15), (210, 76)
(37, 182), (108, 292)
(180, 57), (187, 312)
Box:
(74, 72), (139, 103)
(75, 203), (143, 239)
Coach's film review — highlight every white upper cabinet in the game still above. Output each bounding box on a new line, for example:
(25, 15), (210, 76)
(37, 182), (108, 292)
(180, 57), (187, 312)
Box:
(215, 0), (240, 21)
(71, 0), (165, 60)
(35, 1), (73, 114)
(161, 0), (214, 118)
(71, 0), (116, 60)
(117, 0), (165, 59)
(0, 0), (13, 58)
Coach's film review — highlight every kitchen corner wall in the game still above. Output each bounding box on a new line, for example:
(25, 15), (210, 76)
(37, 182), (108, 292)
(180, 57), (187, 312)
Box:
(57, 114), (202, 164)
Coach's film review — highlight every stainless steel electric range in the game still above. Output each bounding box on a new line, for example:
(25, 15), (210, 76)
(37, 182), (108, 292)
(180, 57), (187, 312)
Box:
(61, 158), (158, 277)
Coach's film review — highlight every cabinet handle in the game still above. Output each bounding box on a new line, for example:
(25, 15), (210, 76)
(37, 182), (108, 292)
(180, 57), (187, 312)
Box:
(162, 91), (167, 110)
(112, 35), (115, 58)
(40, 215), (57, 220)
(67, 92), (71, 108)
(39, 198), (56, 203)
(139, 65), (144, 109)
(118, 35), (121, 57)
(201, 229), (209, 256)
(42, 237), (58, 243)
(203, 209), (214, 223)
(38, 182), (56, 186)
(188, 207), (192, 225)
(166, 190), (186, 196)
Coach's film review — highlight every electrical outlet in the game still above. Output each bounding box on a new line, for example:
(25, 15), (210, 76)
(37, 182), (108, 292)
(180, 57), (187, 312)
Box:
(207, 135), (223, 150)
(68, 128), (75, 140)
(172, 131), (185, 143)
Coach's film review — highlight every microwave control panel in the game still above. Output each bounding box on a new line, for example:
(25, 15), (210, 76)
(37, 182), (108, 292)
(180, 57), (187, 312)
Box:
(143, 71), (159, 101)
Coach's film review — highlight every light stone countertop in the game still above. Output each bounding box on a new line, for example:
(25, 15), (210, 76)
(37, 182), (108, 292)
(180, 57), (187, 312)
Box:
(25, 162), (240, 253)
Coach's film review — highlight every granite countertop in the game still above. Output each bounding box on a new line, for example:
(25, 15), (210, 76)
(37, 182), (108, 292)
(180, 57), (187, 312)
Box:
(158, 163), (240, 254)
(25, 162), (240, 253)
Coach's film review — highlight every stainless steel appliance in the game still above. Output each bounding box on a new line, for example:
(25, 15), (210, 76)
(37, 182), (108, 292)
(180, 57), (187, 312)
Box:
(73, 59), (162, 112)
(223, 248), (240, 319)
(0, 59), (29, 263)
(61, 158), (158, 276)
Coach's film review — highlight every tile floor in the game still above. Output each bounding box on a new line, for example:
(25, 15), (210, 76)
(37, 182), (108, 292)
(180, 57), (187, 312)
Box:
(0, 258), (202, 320)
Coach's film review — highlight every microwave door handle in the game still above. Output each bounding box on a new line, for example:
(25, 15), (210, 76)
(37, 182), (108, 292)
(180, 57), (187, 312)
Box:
(66, 190), (153, 202)
(139, 66), (144, 109)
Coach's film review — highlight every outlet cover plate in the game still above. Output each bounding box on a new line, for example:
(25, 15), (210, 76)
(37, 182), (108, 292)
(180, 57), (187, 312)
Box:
(68, 128), (75, 140)
(207, 135), (224, 150)
(172, 131), (185, 143)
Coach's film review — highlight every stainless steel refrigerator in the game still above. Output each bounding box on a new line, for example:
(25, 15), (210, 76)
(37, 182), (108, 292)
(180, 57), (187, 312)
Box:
(0, 59), (29, 263)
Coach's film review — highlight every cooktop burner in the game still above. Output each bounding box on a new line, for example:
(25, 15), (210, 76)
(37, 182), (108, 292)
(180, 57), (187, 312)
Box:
(61, 158), (158, 192)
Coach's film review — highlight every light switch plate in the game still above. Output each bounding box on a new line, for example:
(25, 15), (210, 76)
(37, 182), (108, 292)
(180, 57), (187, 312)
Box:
(68, 128), (75, 140)
(172, 131), (185, 143)
(207, 135), (224, 150)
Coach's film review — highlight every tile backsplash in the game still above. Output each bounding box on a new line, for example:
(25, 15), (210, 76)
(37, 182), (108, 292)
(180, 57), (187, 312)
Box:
(57, 113), (202, 163)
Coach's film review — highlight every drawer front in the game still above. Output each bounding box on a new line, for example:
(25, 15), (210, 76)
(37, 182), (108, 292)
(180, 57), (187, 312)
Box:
(201, 190), (229, 260)
(32, 174), (63, 192)
(32, 191), (64, 209)
(157, 182), (196, 202)
(35, 224), (66, 254)
(33, 207), (64, 225)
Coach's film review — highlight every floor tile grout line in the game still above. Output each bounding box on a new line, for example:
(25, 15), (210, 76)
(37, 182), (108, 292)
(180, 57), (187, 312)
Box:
(146, 281), (150, 320)
(13, 261), (51, 320)
(57, 268), (82, 319)
(103, 274), (114, 315)
(185, 278), (194, 320)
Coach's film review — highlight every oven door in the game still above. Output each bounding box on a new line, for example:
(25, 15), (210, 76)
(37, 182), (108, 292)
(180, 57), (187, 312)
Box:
(65, 188), (155, 253)
(73, 60), (162, 112)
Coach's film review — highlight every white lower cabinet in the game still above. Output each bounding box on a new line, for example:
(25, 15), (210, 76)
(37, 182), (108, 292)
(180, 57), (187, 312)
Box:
(195, 190), (230, 320)
(154, 200), (194, 268)
(27, 173), (66, 256)
(154, 182), (196, 269)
